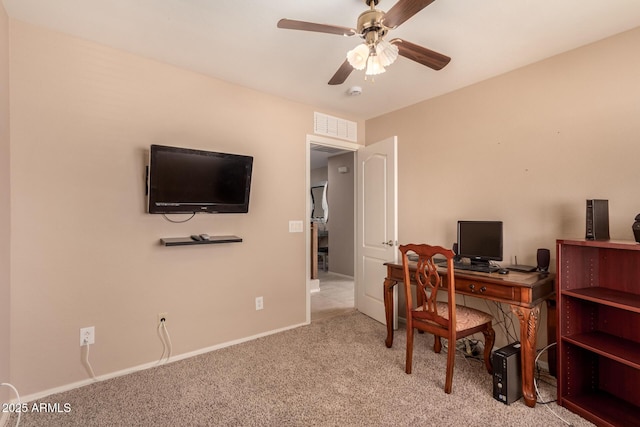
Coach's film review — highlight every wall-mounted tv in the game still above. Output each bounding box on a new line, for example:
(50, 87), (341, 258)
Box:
(147, 144), (253, 214)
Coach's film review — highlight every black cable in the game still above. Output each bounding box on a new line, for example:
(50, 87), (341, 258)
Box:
(486, 301), (518, 343)
(162, 212), (196, 223)
(496, 302), (518, 342)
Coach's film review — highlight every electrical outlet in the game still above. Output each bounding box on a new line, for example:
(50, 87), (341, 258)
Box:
(80, 326), (95, 346)
(255, 296), (264, 311)
(158, 312), (168, 323)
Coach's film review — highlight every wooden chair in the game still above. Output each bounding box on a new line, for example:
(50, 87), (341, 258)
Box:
(400, 243), (495, 393)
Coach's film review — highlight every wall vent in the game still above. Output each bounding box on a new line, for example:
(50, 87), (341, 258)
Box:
(314, 112), (357, 142)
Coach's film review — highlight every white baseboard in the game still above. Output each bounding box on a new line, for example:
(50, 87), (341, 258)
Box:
(14, 321), (308, 404)
(310, 279), (320, 293)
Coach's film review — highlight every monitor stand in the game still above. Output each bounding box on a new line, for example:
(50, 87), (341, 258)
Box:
(454, 259), (499, 273)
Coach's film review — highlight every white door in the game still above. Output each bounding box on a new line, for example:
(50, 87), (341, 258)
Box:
(356, 136), (398, 327)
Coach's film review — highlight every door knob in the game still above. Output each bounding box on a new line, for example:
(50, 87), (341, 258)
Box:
(382, 240), (395, 246)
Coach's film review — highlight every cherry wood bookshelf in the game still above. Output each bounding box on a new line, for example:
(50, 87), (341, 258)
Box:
(556, 239), (640, 427)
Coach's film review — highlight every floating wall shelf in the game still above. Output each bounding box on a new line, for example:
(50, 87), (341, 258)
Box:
(160, 235), (242, 246)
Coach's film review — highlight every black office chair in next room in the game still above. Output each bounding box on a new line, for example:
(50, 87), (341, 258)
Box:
(318, 246), (328, 271)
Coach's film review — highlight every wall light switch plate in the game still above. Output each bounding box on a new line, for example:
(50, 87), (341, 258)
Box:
(289, 220), (304, 233)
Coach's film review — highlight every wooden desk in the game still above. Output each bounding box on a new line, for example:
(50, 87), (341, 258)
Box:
(383, 262), (555, 407)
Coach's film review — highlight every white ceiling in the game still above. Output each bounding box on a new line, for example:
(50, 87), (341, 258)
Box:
(4, 0), (640, 121)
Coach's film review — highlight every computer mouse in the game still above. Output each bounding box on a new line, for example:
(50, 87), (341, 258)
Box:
(498, 269), (509, 275)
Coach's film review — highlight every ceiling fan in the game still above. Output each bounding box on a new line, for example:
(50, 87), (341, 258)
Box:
(277, 0), (451, 85)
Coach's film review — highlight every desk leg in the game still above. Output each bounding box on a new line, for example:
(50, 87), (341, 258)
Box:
(511, 304), (541, 408)
(384, 278), (396, 348)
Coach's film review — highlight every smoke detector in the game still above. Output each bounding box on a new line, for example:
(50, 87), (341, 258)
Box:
(347, 86), (363, 96)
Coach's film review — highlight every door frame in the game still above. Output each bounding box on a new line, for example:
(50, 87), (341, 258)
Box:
(305, 134), (361, 324)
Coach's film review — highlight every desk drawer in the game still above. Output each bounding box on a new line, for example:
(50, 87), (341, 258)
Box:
(455, 278), (516, 302)
(386, 265), (405, 282)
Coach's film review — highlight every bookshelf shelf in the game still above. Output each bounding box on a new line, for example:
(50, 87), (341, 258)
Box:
(557, 239), (640, 427)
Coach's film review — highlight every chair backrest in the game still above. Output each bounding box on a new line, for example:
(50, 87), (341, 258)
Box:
(399, 243), (457, 329)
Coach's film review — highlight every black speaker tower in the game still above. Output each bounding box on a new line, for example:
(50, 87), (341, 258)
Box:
(586, 199), (609, 240)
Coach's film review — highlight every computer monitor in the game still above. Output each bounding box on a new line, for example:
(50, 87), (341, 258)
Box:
(456, 221), (503, 266)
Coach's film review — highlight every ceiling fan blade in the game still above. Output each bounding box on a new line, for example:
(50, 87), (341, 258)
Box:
(390, 38), (450, 70)
(277, 19), (356, 37)
(384, 0), (436, 29)
(328, 60), (354, 85)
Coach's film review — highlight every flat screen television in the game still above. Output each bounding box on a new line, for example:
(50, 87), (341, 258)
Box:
(456, 221), (503, 266)
(147, 144), (253, 214)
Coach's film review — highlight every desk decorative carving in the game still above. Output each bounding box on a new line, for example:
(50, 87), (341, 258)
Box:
(383, 262), (554, 407)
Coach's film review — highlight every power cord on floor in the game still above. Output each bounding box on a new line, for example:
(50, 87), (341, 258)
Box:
(534, 343), (572, 426)
(157, 318), (172, 364)
(0, 382), (21, 427)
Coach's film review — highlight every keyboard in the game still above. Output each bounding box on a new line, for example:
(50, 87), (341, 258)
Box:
(453, 263), (499, 273)
(434, 258), (499, 273)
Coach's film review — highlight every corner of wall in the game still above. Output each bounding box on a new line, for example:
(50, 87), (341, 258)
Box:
(0, 0), (12, 407)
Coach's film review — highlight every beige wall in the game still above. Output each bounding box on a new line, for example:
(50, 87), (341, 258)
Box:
(0, 3), (10, 405)
(367, 25), (640, 261)
(310, 166), (328, 185)
(8, 20), (361, 396)
(7, 12), (639, 398)
(366, 27), (640, 348)
(327, 152), (354, 276)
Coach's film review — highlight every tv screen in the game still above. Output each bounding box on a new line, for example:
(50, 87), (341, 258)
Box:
(147, 144), (253, 214)
(456, 221), (503, 263)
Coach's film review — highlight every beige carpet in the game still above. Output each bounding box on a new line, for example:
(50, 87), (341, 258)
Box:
(9, 311), (593, 426)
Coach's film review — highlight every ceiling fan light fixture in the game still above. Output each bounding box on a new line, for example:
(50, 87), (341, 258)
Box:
(278, 0), (450, 86)
(365, 54), (385, 76)
(376, 39), (399, 67)
(347, 43), (369, 70)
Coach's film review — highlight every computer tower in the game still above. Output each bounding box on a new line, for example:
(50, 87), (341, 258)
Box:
(586, 199), (610, 240)
(492, 342), (522, 405)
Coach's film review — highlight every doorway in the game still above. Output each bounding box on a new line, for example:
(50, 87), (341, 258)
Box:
(310, 270), (355, 321)
(306, 135), (359, 323)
